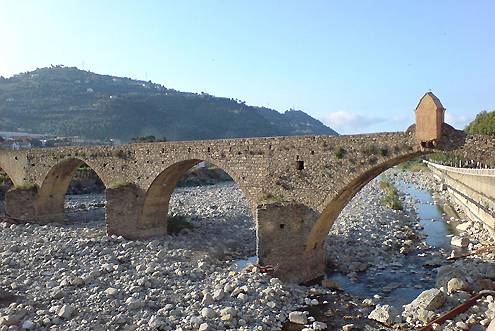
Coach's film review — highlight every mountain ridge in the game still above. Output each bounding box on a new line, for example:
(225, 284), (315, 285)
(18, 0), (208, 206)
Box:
(0, 66), (338, 142)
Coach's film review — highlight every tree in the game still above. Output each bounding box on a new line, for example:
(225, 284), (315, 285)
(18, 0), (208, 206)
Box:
(465, 110), (495, 136)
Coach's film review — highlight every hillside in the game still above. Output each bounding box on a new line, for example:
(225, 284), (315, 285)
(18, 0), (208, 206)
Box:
(0, 66), (337, 141)
(465, 110), (495, 136)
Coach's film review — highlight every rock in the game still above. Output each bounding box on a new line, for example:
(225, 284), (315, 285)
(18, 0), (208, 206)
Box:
(156, 249), (167, 260)
(220, 307), (236, 317)
(212, 289), (225, 301)
(480, 279), (495, 290)
(487, 319), (495, 331)
(201, 307), (216, 319)
(451, 236), (469, 247)
(199, 322), (209, 331)
(21, 320), (34, 329)
(313, 321), (328, 330)
(447, 278), (470, 293)
(55, 285), (69, 298)
(104, 287), (118, 296)
(436, 266), (466, 288)
(456, 222), (471, 232)
(368, 304), (399, 326)
(267, 301), (276, 309)
(125, 297), (144, 310)
(201, 293), (213, 305)
(148, 315), (164, 328)
(417, 308), (436, 323)
(0, 313), (23, 326)
(58, 305), (74, 319)
(478, 264), (495, 279)
(70, 276), (84, 286)
(407, 289), (445, 310)
(189, 316), (202, 326)
(289, 311), (308, 325)
(362, 298), (375, 307)
(342, 324), (355, 331)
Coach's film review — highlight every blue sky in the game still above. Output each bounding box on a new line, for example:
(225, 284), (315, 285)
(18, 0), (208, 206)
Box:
(1, 1), (494, 134)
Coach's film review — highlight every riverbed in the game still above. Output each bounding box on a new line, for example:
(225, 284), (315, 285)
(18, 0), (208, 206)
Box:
(1, 169), (494, 330)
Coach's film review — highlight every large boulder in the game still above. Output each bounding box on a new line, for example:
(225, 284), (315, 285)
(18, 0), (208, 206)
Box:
(406, 289), (445, 311)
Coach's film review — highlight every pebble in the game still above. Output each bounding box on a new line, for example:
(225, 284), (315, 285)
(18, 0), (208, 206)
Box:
(58, 305), (74, 319)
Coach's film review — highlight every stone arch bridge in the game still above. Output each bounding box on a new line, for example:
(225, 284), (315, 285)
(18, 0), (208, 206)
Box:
(1, 93), (494, 283)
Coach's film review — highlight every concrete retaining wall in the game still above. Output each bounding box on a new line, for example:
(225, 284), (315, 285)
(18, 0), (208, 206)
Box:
(426, 161), (495, 233)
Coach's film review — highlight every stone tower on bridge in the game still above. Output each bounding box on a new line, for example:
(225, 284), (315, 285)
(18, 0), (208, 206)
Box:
(415, 92), (446, 147)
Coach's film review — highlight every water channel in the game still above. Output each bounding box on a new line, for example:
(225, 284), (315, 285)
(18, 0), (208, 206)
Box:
(324, 179), (461, 309)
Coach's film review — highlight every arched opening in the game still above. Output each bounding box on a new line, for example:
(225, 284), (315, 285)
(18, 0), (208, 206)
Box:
(140, 159), (256, 260)
(306, 152), (425, 250)
(36, 158), (106, 225)
(303, 151), (495, 327)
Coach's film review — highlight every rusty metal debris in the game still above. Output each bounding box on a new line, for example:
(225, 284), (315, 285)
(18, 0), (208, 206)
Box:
(447, 245), (495, 261)
(244, 264), (279, 274)
(418, 290), (495, 331)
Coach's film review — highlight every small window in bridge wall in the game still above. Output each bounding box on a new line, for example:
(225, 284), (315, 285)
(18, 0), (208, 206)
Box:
(296, 160), (305, 171)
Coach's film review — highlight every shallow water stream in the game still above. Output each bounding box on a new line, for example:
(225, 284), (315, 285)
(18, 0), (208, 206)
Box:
(324, 180), (459, 309)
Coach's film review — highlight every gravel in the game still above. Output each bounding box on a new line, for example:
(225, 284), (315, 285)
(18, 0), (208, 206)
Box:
(1, 168), (495, 330)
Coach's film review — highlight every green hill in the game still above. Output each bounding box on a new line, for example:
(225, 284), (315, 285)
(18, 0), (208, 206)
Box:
(465, 110), (495, 136)
(0, 66), (337, 142)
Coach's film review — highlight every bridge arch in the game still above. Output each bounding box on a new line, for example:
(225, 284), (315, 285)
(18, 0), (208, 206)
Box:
(305, 151), (427, 253)
(35, 157), (108, 223)
(0, 154), (25, 187)
(138, 158), (255, 231)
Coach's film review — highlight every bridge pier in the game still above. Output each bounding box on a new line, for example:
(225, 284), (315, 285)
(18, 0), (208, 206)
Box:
(256, 202), (325, 283)
(5, 187), (41, 223)
(106, 184), (167, 239)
